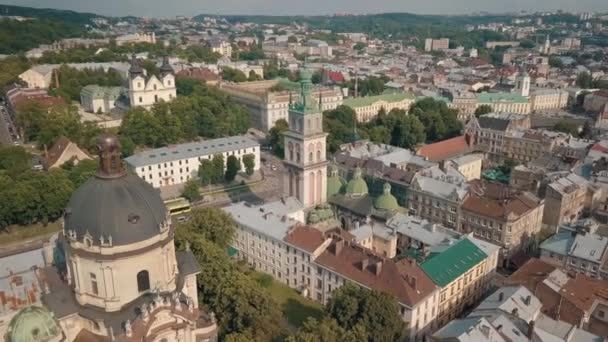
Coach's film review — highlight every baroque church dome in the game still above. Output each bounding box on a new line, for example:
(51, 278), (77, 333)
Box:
(63, 133), (167, 247)
(327, 165), (345, 198)
(374, 182), (399, 212)
(345, 167), (369, 197)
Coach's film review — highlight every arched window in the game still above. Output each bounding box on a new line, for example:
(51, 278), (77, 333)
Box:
(309, 152), (313, 162)
(154, 94), (158, 103)
(296, 144), (301, 163)
(153, 84), (157, 90)
(137, 270), (150, 292)
(288, 142), (294, 161)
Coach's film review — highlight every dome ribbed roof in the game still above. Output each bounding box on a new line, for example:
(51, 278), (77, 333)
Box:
(64, 174), (167, 247)
(374, 183), (399, 211)
(8, 306), (61, 342)
(345, 167), (368, 197)
(63, 133), (167, 247)
(327, 165), (345, 197)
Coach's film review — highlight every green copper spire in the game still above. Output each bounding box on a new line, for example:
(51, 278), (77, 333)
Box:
(290, 61), (317, 114)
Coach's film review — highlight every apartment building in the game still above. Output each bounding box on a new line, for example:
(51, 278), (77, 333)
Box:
(425, 38), (450, 52)
(461, 180), (545, 264)
(507, 258), (608, 337)
(530, 88), (569, 111)
(407, 167), (470, 230)
(208, 39), (232, 57)
(342, 93), (415, 122)
(543, 173), (588, 227)
(476, 93), (531, 114)
(124, 135), (260, 188)
(540, 230), (608, 279)
(465, 112), (531, 162)
(421, 237), (499, 328)
(445, 154), (484, 181)
(225, 199), (441, 341)
(434, 284), (603, 342)
(219, 79), (342, 131)
(115, 32), (156, 46)
(502, 130), (565, 164)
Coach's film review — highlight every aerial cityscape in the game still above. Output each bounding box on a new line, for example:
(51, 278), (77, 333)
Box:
(1, 2), (608, 342)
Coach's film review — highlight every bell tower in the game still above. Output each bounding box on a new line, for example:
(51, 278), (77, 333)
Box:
(283, 64), (328, 208)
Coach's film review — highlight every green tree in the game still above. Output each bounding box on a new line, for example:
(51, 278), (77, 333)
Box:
(474, 104), (493, 118)
(221, 67), (248, 83)
(182, 179), (202, 202)
(225, 155), (241, 181)
(576, 71), (593, 88)
(390, 115), (426, 148)
(248, 70), (262, 81)
(287, 35), (298, 43)
(198, 159), (215, 185)
(174, 225), (285, 340)
(287, 317), (368, 342)
(212, 154), (225, 183)
(327, 284), (405, 342)
(580, 121), (593, 139)
(180, 207), (234, 248)
(242, 154), (256, 176)
(353, 42), (366, 51)
(553, 120), (579, 136)
(268, 119), (289, 158)
(0, 146), (31, 179)
(520, 39), (536, 49)
(66, 159), (98, 187)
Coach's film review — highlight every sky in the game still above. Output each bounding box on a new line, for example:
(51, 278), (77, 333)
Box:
(2, 0), (608, 18)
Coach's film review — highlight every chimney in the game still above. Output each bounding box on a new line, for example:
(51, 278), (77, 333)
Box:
(498, 292), (504, 302)
(360, 258), (369, 271)
(334, 240), (344, 255)
(527, 320), (535, 338)
(524, 295), (532, 306)
(511, 308), (519, 317)
(374, 261), (383, 276)
(409, 276), (417, 291)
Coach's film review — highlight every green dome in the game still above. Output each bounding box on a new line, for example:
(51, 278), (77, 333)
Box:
(345, 167), (368, 197)
(327, 165), (346, 197)
(374, 183), (399, 211)
(8, 306), (61, 342)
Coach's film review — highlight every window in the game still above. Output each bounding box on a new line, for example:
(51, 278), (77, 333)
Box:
(139, 96), (143, 103)
(137, 270), (150, 292)
(90, 273), (98, 295)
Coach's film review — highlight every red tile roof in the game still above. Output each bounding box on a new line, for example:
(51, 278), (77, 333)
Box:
(417, 134), (474, 162)
(315, 238), (436, 307)
(326, 71), (345, 83)
(283, 225), (327, 253)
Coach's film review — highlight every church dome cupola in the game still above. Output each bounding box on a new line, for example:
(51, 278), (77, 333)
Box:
(8, 306), (62, 342)
(160, 55), (174, 76)
(345, 167), (369, 197)
(374, 182), (399, 212)
(327, 164), (345, 198)
(64, 133), (168, 247)
(128, 53), (144, 77)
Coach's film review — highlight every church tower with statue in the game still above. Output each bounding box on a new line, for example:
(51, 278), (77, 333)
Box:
(283, 64), (329, 208)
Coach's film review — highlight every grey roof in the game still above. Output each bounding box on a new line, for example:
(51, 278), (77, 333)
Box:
(125, 135), (259, 168)
(470, 285), (541, 324)
(540, 232), (573, 256)
(569, 233), (608, 263)
(433, 316), (505, 342)
(222, 200), (300, 241)
(385, 213), (461, 247)
(64, 174), (167, 246)
(477, 116), (511, 131)
(411, 170), (469, 201)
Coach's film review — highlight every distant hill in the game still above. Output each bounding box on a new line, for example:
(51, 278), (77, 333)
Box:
(0, 5), (100, 54)
(193, 12), (513, 31)
(0, 4), (101, 25)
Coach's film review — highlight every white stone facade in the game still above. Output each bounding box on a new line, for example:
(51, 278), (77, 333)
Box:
(125, 136), (260, 188)
(129, 73), (176, 109)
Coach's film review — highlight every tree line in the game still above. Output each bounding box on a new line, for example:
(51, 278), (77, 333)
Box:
(0, 147), (97, 229)
(321, 97), (463, 153)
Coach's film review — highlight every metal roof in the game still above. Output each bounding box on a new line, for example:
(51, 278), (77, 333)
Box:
(421, 238), (487, 287)
(64, 174), (167, 246)
(124, 135), (259, 168)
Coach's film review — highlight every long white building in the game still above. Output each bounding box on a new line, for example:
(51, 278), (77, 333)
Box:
(124, 135), (260, 188)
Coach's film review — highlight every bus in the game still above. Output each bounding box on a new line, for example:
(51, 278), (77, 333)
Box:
(164, 197), (191, 216)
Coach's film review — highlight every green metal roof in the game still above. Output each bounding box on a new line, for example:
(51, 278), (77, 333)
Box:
(227, 246), (238, 257)
(345, 167), (368, 196)
(343, 92), (415, 108)
(8, 306), (61, 342)
(374, 183), (399, 211)
(477, 92), (529, 104)
(421, 239), (487, 287)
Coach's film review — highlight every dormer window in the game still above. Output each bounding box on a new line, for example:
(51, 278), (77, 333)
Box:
(128, 214), (140, 224)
